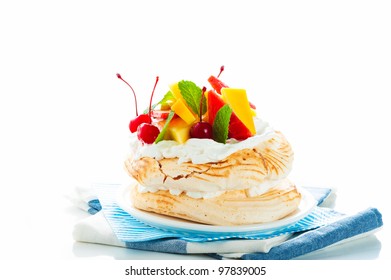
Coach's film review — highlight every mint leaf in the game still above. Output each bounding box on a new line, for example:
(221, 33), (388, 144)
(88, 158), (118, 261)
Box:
(143, 91), (174, 114)
(154, 110), (175, 143)
(212, 104), (232, 144)
(158, 90), (175, 105)
(178, 80), (203, 115)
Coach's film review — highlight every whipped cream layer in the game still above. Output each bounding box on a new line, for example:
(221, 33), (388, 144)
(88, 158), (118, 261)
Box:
(137, 179), (284, 199)
(129, 118), (275, 164)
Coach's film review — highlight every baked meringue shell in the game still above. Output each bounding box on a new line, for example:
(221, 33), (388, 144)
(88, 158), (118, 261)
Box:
(124, 131), (294, 193)
(130, 178), (301, 225)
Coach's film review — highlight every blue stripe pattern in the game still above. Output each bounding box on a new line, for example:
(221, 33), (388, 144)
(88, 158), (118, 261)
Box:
(229, 207), (383, 260)
(96, 185), (345, 243)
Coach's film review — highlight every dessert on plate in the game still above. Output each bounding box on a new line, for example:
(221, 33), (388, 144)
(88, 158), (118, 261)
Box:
(117, 67), (300, 226)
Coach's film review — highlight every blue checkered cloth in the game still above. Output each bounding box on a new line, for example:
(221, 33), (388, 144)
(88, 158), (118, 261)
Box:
(72, 184), (383, 259)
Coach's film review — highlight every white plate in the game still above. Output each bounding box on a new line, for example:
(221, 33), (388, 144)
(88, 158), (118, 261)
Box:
(116, 184), (317, 234)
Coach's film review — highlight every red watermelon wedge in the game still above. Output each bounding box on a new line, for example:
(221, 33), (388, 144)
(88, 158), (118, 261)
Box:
(207, 90), (252, 140)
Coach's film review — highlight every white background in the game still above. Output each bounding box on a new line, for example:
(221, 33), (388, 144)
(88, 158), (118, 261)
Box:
(0, 0), (390, 265)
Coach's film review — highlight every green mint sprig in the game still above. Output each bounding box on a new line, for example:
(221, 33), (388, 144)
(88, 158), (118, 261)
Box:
(178, 80), (206, 116)
(158, 90), (175, 105)
(143, 90), (175, 114)
(212, 104), (232, 144)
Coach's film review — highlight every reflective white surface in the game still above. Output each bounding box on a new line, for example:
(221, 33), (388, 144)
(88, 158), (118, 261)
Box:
(0, 0), (390, 261)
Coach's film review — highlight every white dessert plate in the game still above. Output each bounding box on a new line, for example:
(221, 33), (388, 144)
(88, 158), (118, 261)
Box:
(116, 184), (317, 234)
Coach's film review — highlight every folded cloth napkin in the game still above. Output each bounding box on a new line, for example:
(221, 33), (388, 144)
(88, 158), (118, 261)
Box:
(71, 184), (383, 259)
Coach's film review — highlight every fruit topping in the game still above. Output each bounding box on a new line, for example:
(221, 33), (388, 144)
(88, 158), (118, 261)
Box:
(137, 123), (160, 144)
(212, 104), (232, 144)
(151, 110), (171, 120)
(129, 114), (152, 133)
(137, 76), (161, 143)
(207, 90), (252, 141)
(221, 88), (256, 135)
(171, 98), (196, 124)
(154, 110), (176, 143)
(206, 90), (223, 126)
(207, 69), (256, 110)
(166, 117), (193, 144)
(117, 73), (161, 143)
(190, 122), (213, 139)
(117, 73), (152, 132)
(208, 75), (228, 94)
(227, 113), (252, 140)
(119, 66), (259, 144)
(190, 87), (213, 139)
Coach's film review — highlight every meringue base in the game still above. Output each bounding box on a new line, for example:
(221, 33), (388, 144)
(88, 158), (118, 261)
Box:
(130, 179), (301, 226)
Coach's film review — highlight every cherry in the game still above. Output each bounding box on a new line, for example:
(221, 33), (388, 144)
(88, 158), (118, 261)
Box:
(129, 114), (151, 133)
(137, 123), (160, 144)
(117, 73), (159, 137)
(190, 122), (213, 139)
(190, 87), (213, 139)
(137, 76), (161, 144)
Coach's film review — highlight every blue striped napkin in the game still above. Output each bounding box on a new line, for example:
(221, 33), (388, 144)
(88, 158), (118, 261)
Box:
(72, 184), (383, 259)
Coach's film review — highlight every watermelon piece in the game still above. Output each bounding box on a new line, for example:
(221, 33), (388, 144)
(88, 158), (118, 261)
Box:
(207, 75), (256, 110)
(207, 90), (252, 140)
(207, 90), (224, 125)
(228, 114), (252, 140)
(208, 75), (228, 94)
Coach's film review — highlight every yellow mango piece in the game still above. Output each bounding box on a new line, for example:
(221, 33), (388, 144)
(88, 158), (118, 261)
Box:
(171, 99), (196, 125)
(168, 118), (192, 144)
(169, 82), (182, 100)
(221, 88), (256, 135)
(221, 93), (227, 103)
(169, 82), (197, 124)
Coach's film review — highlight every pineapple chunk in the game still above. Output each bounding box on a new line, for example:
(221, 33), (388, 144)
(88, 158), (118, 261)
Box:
(168, 118), (192, 144)
(171, 99), (196, 124)
(221, 88), (256, 135)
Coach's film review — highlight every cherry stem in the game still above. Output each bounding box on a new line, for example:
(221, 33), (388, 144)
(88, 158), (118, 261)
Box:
(117, 73), (138, 116)
(199, 87), (207, 122)
(217, 65), (224, 78)
(149, 76), (159, 118)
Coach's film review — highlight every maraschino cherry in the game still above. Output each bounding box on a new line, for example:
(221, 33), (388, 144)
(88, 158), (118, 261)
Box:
(117, 73), (160, 144)
(137, 122), (160, 144)
(117, 73), (152, 133)
(136, 76), (160, 144)
(190, 87), (213, 139)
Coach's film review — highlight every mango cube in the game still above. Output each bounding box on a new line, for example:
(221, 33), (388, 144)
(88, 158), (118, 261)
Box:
(171, 98), (196, 125)
(169, 82), (182, 100)
(168, 118), (192, 144)
(221, 88), (256, 135)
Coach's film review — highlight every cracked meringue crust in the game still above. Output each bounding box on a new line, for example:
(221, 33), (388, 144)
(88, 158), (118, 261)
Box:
(124, 131), (294, 193)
